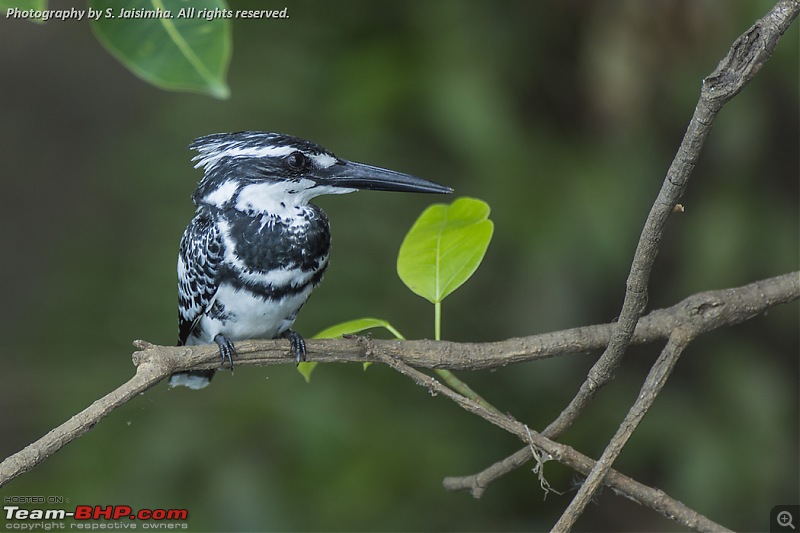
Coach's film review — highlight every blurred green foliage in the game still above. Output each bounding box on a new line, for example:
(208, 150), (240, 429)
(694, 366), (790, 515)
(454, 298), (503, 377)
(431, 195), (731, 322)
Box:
(0, 1), (797, 531)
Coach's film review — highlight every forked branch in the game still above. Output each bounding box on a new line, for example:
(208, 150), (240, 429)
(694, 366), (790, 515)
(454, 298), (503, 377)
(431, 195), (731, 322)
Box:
(1, 273), (796, 507)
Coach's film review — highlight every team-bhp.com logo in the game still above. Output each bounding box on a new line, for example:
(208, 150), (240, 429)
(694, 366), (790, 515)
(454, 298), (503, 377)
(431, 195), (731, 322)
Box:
(4, 504), (189, 527)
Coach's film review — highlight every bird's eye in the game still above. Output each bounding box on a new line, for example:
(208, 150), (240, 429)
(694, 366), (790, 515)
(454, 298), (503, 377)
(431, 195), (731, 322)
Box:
(286, 152), (308, 170)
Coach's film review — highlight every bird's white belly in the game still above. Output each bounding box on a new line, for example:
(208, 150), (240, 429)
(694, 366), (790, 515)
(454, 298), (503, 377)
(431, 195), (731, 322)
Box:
(188, 282), (314, 345)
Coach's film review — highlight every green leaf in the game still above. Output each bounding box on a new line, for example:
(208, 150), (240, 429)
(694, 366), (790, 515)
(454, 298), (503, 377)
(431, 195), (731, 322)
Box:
(297, 318), (405, 382)
(90, 0), (231, 98)
(1, 0), (48, 23)
(312, 318), (405, 341)
(295, 361), (318, 384)
(397, 197), (494, 304)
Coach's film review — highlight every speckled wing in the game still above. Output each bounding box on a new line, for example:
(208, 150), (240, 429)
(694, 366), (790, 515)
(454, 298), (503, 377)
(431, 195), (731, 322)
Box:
(177, 211), (224, 346)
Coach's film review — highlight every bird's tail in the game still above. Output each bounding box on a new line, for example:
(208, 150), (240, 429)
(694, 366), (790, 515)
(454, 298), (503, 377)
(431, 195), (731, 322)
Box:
(168, 369), (215, 390)
(170, 334), (215, 389)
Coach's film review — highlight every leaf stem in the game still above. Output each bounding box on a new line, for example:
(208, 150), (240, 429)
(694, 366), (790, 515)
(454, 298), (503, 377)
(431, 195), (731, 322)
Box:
(432, 300), (503, 416)
(434, 368), (504, 417)
(435, 301), (441, 341)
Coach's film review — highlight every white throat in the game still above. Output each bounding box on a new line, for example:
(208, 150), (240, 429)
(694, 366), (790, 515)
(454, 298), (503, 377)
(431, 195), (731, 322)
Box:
(203, 179), (356, 214)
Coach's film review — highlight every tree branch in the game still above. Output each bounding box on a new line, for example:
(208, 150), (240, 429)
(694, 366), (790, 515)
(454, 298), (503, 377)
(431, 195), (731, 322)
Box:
(445, 271), (799, 497)
(368, 339), (733, 533)
(1, 272), (796, 492)
(553, 332), (692, 531)
(542, 0), (800, 442)
(445, 0), (800, 508)
(547, 2), (800, 527)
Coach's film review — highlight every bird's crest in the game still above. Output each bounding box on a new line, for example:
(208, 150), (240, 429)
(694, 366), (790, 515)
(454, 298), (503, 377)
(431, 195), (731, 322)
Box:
(190, 132), (335, 174)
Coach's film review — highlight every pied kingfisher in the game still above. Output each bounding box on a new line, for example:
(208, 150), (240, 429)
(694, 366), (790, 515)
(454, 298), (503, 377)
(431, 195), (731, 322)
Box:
(170, 131), (452, 389)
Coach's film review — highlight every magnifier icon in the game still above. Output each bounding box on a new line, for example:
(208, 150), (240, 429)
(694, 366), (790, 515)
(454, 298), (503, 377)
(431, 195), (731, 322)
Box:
(778, 510), (796, 530)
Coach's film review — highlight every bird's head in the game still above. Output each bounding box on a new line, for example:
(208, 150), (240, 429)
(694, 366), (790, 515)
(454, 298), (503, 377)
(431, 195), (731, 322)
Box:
(189, 131), (452, 212)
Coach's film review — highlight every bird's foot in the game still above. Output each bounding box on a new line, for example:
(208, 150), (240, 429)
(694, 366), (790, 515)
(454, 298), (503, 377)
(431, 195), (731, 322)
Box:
(280, 330), (306, 365)
(213, 334), (237, 370)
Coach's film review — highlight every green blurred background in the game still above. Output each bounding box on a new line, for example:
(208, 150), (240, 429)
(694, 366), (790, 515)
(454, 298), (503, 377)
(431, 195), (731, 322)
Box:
(1, 1), (797, 531)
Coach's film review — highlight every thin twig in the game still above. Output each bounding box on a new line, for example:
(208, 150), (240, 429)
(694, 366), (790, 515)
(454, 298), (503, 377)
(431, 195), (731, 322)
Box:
(370, 345), (732, 533)
(0, 347), (168, 487)
(443, 446), (533, 498)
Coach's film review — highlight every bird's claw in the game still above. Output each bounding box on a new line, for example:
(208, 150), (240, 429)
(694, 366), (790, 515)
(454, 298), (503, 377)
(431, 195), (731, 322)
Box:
(213, 334), (237, 370)
(281, 330), (306, 365)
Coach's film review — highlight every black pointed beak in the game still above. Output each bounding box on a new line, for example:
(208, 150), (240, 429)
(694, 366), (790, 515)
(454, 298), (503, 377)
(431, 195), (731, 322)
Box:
(319, 160), (452, 194)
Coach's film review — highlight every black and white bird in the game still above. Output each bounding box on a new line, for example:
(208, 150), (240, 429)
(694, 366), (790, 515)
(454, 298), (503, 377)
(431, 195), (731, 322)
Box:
(170, 131), (452, 389)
